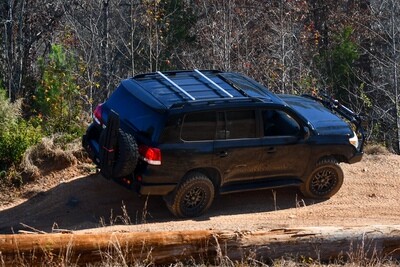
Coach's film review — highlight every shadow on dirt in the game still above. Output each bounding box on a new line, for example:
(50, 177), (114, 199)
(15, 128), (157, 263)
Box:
(0, 174), (324, 234)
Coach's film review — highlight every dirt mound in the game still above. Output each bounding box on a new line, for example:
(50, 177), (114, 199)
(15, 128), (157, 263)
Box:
(0, 137), (93, 208)
(0, 153), (399, 234)
(21, 136), (84, 178)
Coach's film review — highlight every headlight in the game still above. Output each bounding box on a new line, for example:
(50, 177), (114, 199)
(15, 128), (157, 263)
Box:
(349, 132), (359, 149)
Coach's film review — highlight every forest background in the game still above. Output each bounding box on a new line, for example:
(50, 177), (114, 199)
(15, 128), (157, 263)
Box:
(0, 0), (399, 181)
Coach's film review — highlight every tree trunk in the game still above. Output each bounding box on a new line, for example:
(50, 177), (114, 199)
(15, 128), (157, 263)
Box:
(101, 0), (110, 97)
(0, 225), (399, 265)
(392, 1), (400, 153)
(4, 0), (14, 99)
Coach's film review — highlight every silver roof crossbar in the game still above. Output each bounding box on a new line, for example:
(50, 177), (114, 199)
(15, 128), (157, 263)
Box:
(194, 69), (233, 98)
(156, 71), (195, 100)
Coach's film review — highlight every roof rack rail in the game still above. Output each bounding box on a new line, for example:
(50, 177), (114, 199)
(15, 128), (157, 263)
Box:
(134, 69), (223, 79)
(194, 69), (233, 98)
(169, 96), (264, 109)
(156, 71), (195, 100)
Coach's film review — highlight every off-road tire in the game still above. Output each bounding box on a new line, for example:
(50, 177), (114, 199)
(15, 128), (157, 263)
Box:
(165, 173), (214, 218)
(300, 158), (344, 199)
(99, 129), (138, 178)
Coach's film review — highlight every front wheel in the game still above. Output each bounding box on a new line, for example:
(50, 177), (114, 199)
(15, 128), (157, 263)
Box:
(165, 173), (215, 218)
(300, 158), (344, 199)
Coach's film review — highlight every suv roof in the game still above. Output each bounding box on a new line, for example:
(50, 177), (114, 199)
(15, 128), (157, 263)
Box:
(124, 69), (285, 109)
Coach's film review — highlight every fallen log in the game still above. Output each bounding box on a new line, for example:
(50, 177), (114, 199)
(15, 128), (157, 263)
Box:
(0, 225), (399, 265)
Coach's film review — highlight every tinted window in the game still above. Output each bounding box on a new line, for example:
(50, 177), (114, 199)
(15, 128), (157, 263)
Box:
(262, 110), (300, 136)
(181, 112), (216, 141)
(217, 110), (256, 139)
(159, 116), (181, 143)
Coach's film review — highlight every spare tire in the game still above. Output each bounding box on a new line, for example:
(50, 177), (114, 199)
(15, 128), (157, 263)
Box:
(99, 129), (138, 178)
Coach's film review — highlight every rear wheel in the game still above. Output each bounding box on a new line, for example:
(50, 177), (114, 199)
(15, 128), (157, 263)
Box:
(300, 158), (343, 199)
(165, 173), (215, 218)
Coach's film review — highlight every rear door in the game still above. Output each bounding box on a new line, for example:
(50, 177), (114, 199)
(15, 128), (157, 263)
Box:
(214, 109), (264, 185)
(156, 111), (218, 185)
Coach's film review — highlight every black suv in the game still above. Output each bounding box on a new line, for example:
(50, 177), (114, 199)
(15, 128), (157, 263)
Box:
(82, 70), (364, 217)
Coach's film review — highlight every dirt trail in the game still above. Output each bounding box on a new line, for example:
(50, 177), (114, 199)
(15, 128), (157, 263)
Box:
(0, 154), (399, 234)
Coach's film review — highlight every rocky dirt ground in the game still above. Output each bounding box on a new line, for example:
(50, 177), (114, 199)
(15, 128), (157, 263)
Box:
(0, 152), (399, 234)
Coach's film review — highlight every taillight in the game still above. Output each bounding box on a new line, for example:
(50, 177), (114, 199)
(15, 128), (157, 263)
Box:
(139, 145), (161, 165)
(93, 104), (103, 125)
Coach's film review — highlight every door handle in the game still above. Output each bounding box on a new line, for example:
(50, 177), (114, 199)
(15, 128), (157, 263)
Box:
(217, 151), (228, 158)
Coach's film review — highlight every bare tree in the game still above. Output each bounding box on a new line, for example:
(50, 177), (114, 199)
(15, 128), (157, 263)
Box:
(183, 0), (314, 94)
(0, 0), (64, 100)
(365, 0), (400, 152)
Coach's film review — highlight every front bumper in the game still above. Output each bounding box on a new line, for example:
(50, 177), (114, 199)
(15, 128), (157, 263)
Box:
(348, 151), (364, 164)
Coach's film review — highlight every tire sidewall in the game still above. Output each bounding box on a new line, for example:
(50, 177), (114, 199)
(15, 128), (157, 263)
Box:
(301, 159), (344, 199)
(112, 130), (138, 177)
(99, 129), (138, 178)
(168, 174), (215, 218)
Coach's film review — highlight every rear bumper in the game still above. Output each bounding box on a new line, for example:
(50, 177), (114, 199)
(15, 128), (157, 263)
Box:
(82, 123), (102, 165)
(83, 124), (177, 196)
(134, 163), (178, 195)
(138, 183), (176, 195)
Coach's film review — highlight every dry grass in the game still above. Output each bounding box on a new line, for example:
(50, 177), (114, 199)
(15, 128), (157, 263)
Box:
(364, 144), (390, 155)
(20, 135), (80, 179)
(1, 243), (398, 267)
(99, 199), (151, 228)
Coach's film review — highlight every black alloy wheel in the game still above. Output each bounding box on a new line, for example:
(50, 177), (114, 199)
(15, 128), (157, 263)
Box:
(310, 166), (339, 196)
(300, 158), (344, 199)
(165, 172), (215, 218)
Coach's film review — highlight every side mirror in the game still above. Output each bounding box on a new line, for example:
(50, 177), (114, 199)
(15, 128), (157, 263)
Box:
(302, 126), (311, 140)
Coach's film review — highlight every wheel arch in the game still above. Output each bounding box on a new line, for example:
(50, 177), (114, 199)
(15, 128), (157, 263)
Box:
(183, 167), (221, 190)
(332, 154), (352, 164)
(315, 154), (348, 165)
(300, 156), (344, 199)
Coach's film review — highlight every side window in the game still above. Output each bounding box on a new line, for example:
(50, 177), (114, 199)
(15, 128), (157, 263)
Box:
(262, 110), (300, 136)
(217, 110), (256, 139)
(181, 112), (216, 141)
(159, 116), (181, 143)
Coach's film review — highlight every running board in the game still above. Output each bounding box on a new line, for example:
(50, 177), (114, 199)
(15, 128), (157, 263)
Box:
(219, 178), (302, 195)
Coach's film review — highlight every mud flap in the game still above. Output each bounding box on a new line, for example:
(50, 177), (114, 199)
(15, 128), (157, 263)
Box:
(100, 110), (120, 179)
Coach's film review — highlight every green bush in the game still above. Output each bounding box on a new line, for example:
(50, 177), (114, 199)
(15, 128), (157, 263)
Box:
(0, 88), (42, 172)
(0, 121), (42, 168)
(34, 44), (85, 138)
(317, 26), (361, 101)
(0, 89), (20, 127)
